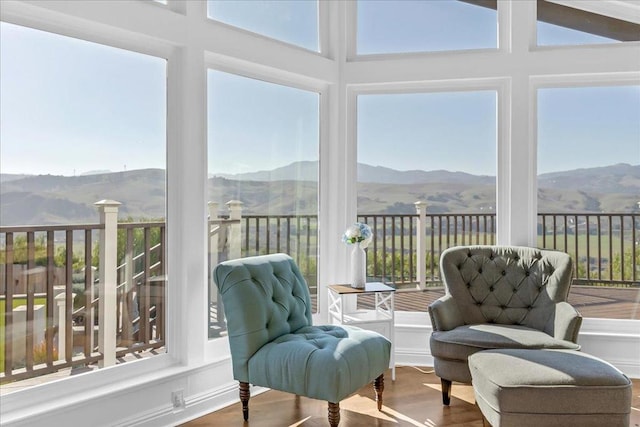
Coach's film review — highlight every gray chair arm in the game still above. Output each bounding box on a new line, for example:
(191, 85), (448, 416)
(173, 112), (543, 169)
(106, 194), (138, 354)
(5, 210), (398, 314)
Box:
(550, 301), (583, 343)
(428, 295), (465, 332)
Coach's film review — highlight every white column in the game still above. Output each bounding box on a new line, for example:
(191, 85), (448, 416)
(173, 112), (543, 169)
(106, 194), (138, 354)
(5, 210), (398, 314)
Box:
(414, 201), (427, 290)
(501, 0), (538, 246)
(165, 1), (209, 364)
(317, 0), (348, 322)
(95, 200), (121, 368)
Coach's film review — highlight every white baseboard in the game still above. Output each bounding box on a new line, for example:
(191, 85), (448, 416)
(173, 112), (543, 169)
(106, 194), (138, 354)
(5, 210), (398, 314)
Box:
(121, 381), (269, 427)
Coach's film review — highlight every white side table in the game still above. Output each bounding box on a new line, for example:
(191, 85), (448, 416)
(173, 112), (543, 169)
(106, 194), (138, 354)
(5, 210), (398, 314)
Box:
(327, 282), (396, 380)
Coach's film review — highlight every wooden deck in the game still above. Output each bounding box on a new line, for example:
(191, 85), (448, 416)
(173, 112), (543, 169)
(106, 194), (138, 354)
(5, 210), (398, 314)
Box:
(356, 285), (640, 320)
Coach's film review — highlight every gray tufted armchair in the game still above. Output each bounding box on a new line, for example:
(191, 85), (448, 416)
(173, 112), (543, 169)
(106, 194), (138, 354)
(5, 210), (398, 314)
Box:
(428, 245), (583, 405)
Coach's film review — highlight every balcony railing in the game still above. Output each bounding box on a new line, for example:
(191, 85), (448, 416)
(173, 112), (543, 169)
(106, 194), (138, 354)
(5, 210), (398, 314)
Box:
(1, 204), (166, 384)
(1, 200), (638, 386)
(358, 208), (496, 287)
(539, 213), (639, 285)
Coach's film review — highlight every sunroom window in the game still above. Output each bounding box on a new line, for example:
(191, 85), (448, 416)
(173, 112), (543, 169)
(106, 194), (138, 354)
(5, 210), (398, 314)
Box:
(537, 85), (640, 320)
(356, 0), (497, 55)
(0, 22), (167, 390)
(356, 90), (497, 306)
(207, 0), (319, 52)
(207, 70), (320, 338)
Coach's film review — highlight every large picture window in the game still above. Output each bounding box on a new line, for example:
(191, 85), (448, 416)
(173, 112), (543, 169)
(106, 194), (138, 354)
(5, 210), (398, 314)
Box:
(207, 70), (319, 338)
(537, 85), (640, 319)
(356, 90), (497, 310)
(0, 22), (167, 390)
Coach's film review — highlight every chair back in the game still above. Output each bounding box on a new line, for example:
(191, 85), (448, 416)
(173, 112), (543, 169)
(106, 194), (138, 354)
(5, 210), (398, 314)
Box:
(214, 253), (313, 382)
(439, 246), (573, 333)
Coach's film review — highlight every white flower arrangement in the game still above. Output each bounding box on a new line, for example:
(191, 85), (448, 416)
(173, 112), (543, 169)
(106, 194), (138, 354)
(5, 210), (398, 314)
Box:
(342, 222), (373, 249)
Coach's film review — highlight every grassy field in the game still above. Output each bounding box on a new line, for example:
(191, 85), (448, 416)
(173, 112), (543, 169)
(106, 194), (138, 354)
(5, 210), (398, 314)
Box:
(537, 233), (637, 279)
(364, 230), (636, 282)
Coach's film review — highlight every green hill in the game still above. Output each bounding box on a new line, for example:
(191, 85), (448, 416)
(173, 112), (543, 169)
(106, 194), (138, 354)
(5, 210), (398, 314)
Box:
(1, 164), (638, 226)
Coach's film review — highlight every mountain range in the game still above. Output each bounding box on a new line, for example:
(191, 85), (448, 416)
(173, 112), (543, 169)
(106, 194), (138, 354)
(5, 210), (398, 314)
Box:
(1, 163), (638, 226)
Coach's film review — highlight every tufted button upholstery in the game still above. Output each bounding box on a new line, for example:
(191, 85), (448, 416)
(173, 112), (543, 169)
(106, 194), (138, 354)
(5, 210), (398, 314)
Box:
(214, 253), (391, 405)
(434, 245), (578, 333)
(428, 245), (583, 391)
(249, 324), (389, 402)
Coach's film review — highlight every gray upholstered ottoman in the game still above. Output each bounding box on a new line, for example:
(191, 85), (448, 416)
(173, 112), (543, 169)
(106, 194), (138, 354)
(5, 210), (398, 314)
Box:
(469, 349), (632, 427)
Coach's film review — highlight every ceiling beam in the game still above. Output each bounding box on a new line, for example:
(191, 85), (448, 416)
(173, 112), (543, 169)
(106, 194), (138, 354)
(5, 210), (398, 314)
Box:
(460, 0), (640, 41)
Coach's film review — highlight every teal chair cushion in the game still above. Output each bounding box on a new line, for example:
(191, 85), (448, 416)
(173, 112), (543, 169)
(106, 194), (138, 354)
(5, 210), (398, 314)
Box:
(249, 324), (390, 403)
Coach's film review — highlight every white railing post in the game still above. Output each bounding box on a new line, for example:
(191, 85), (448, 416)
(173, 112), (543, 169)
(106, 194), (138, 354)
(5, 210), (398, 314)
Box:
(415, 201), (427, 290)
(226, 200), (243, 260)
(88, 266), (97, 351)
(54, 292), (74, 361)
(208, 202), (219, 301)
(122, 227), (135, 346)
(95, 200), (121, 368)
(208, 201), (220, 264)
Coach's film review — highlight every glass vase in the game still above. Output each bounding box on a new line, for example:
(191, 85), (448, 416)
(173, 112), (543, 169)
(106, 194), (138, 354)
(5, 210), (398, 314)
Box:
(351, 242), (367, 289)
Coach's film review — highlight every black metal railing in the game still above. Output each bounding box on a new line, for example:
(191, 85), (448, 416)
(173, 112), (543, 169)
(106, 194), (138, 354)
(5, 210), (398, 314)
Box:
(539, 213), (639, 285)
(358, 213), (496, 286)
(240, 214), (318, 289)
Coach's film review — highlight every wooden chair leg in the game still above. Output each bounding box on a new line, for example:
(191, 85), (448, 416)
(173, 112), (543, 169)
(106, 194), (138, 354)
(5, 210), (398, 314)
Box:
(239, 381), (250, 421)
(441, 378), (452, 405)
(373, 373), (384, 411)
(328, 401), (340, 427)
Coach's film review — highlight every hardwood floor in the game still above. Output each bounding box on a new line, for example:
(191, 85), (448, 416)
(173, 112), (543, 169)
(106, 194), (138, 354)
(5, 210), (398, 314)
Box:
(182, 366), (640, 427)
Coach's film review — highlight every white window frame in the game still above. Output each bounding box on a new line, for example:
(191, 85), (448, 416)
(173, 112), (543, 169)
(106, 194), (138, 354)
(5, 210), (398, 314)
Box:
(1, 0), (638, 424)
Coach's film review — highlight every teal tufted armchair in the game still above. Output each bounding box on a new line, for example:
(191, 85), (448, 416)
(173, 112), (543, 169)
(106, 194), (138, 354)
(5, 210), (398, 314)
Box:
(428, 246), (583, 405)
(214, 253), (391, 426)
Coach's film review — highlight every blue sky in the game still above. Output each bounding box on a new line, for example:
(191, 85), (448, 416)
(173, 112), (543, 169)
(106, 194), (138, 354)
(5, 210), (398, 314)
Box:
(0, 22), (166, 176)
(208, 70), (319, 175)
(1, 1), (638, 177)
(208, 0), (318, 51)
(358, 91), (497, 175)
(357, 0), (497, 53)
